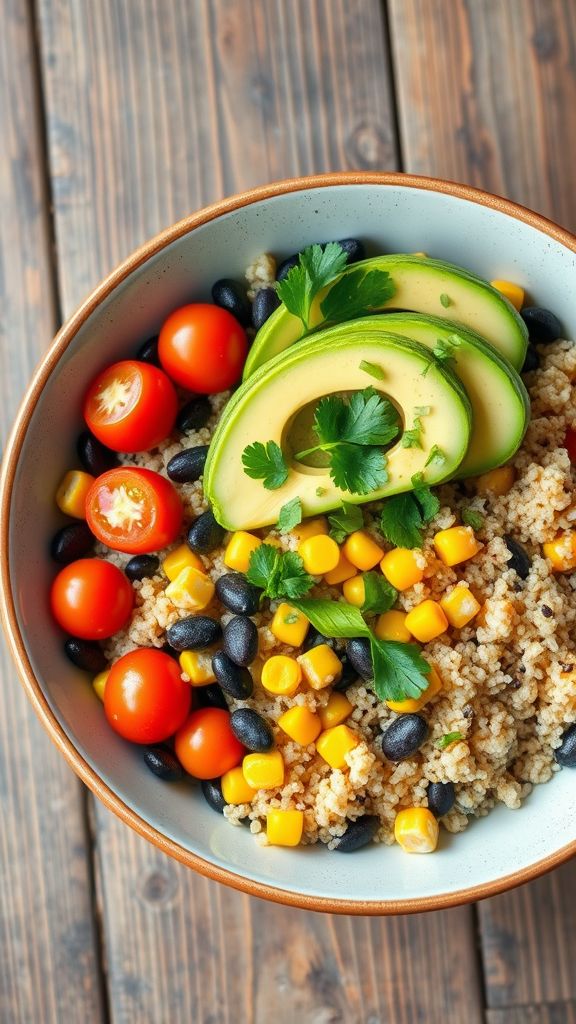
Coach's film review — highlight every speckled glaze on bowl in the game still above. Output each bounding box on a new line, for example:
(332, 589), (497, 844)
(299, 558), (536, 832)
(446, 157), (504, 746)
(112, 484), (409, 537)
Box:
(2, 172), (576, 915)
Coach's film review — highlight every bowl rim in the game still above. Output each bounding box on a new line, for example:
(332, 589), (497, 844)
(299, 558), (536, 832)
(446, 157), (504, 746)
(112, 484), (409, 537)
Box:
(2, 170), (576, 915)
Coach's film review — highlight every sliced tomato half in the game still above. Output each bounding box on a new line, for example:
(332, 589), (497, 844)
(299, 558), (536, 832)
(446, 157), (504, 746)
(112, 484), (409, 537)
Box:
(83, 360), (178, 452)
(85, 467), (183, 553)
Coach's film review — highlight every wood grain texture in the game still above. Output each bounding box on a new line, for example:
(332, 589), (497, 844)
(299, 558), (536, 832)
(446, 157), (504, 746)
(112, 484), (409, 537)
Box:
(0, 2), (104, 1022)
(487, 1003), (576, 1024)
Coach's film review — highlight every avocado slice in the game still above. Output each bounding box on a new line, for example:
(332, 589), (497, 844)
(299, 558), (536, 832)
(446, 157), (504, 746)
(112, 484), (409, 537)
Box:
(243, 254), (528, 378)
(205, 331), (472, 531)
(319, 313), (530, 478)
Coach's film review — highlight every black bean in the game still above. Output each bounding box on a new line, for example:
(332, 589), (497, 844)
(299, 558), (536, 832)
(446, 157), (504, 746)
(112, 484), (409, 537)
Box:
(125, 554), (160, 581)
(336, 238), (365, 264)
(177, 396), (212, 433)
(187, 510), (225, 554)
(161, 643), (181, 660)
(143, 746), (184, 782)
(201, 778), (227, 814)
(50, 522), (94, 564)
(211, 278), (252, 327)
(230, 708), (273, 752)
(427, 781), (456, 817)
(332, 815), (379, 852)
(166, 445), (209, 483)
(333, 651), (360, 692)
(77, 431), (118, 476)
(303, 627), (339, 652)
(505, 536), (531, 580)
(211, 651), (253, 699)
(381, 714), (429, 762)
(64, 637), (107, 673)
(252, 287), (281, 330)
(196, 683), (229, 710)
(215, 573), (261, 615)
(541, 604), (553, 618)
(521, 306), (563, 345)
(276, 253), (300, 282)
(345, 638), (373, 680)
(555, 723), (576, 767)
(167, 615), (222, 652)
(223, 616), (259, 667)
(521, 345), (540, 373)
(136, 335), (161, 365)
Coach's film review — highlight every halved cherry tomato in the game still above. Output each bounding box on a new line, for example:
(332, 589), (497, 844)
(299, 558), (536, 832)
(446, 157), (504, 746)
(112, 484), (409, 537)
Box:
(175, 708), (244, 779)
(158, 304), (248, 393)
(564, 428), (576, 464)
(85, 467), (182, 554)
(83, 360), (177, 452)
(104, 648), (191, 743)
(50, 558), (134, 639)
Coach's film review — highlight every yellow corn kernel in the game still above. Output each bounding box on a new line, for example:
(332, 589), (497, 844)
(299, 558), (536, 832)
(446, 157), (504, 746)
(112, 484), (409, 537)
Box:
(404, 599), (449, 643)
(179, 650), (216, 686)
(316, 724), (359, 769)
(92, 670), (109, 702)
(221, 766), (257, 805)
(543, 532), (576, 572)
(270, 603), (309, 646)
(165, 566), (215, 611)
(490, 279), (525, 311)
(242, 750), (285, 790)
(386, 665), (442, 713)
(324, 552), (357, 586)
(380, 548), (425, 590)
(261, 655), (302, 696)
(278, 705), (322, 745)
(475, 465), (516, 496)
(343, 531), (384, 571)
(224, 531), (262, 572)
(298, 534), (340, 575)
(291, 517), (328, 544)
(298, 644), (343, 690)
(433, 526), (481, 567)
(162, 544), (204, 581)
(342, 575), (365, 607)
(319, 692), (353, 730)
(262, 533), (283, 548)
(375, 609), (412, 643)
(394, 807), (439, 853)
(266, 809), (304, 847)
(440, 584), (481, 628)
(55, 470), (95, 519)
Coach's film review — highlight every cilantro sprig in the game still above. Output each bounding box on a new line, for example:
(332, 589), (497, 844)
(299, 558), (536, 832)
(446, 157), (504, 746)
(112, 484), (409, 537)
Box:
(328, 502), (364, 543)
(320, 268), (395, 324)
(246, 544), (314, 600)
(462, 508), (484, 531)
(436, 731), (464, 749)
(401, 405), (431, 449)
(276, 243), (348, 330)
(277, 497), (302, 532)
(242, 441), (288, 490)
(380, 477), (440, 548)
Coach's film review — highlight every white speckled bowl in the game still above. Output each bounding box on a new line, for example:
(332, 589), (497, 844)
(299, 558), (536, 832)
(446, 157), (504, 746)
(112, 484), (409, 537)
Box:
(2, 173), (576, 914)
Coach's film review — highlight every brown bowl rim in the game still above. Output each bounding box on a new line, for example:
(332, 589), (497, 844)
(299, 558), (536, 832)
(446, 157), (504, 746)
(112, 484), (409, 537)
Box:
(2, 170), (576, 915)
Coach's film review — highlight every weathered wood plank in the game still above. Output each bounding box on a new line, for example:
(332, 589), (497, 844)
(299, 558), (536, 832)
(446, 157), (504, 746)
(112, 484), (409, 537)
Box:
(0, 2), (104, 1022)
(487, 1002), (576, 1024)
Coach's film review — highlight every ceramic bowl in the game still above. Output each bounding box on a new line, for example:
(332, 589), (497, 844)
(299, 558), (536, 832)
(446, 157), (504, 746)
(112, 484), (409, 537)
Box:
(2, 172), (576, 915)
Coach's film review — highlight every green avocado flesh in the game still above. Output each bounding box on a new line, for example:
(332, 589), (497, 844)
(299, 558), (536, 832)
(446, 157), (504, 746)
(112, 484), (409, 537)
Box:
(319, 313), (530, 478)
(204, 332), (472, 531)
(242, 254), (528, 378)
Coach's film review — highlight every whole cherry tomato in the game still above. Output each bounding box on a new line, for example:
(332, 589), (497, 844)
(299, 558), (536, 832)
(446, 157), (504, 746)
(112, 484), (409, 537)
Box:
(50, 558), (134, 639)
(158, 304), (248, 393)
(85, 467), (182, 554)
(175, 708), (244, 779)
(104, 648), (191, 743)
(83, 360), (177, 452)
(564, 428), (576, 464)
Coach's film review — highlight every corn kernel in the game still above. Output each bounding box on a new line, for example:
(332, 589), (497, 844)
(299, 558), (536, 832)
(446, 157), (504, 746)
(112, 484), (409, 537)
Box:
(319, 692), (353, 730)
(475, 465), (515, 496)
(165, 566), (215, 611)
(56, 470), (95, 519)
(440, 584), (481, 628)
(342, 575), (365, 607)
(324, 552), (357, 586)
(394, 807), (439, 853)
(221, 766), (256, 805)
(490, 279), (525, 311)
(375, 609), (412, 643)
(298, 534), (340, 575)
(278, 706), (322, 745)
(266, 809), (304, 847)
(343, 531), (384, 571)
(380, 548), (425, 590)
(386, 665), (442, 713)
(179, 650), (217, 686)
(261, 655), (302, 696)
(224, 531), (262, 572)
(316, 724), (359, 769)
(270, 603), (309, 646)
(242, 750), (285, 790)
(262, 533), (283, 548)
(291, 517), (328, 544)
(543, 532), (576, 572)
(162, 544), (204, 580)
(404, 600), (448, 643)
(433, 526), (481, 567)
(92, 670), (109, 701)
(298, 644), (343, 690)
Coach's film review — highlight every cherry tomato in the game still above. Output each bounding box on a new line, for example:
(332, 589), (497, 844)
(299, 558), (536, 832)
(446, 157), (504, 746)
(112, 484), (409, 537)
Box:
(564, 428), (576, 464)
(104, 648), (191, 743)
(83, 360), (177, 452)
(175, 708), (244, 779)
(50, 558), (134, 640)
(158, 304), (248, 393)
(85, 467), (182, 554)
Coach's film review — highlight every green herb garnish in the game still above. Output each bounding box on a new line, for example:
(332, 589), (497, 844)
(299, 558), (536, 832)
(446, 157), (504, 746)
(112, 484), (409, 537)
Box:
(359, 360), (386, 381)
(328, 502), (364, 543)
(425, 445), (446, 468)
(242, 440), (288, 490)
(277, 497), (302, 532)
(276, 243), (348, 330)
(462, 508), (484, 531)
(401, 405), (431, 449)
(315, 486), (326, 497)
(380, 482), (440, 549)
(436, 731), (464, 749)
(320, 268), (395, 324)
(440, 293), (452, 308)
(360, 572), (397, 614)
(246, 544), (314, 600)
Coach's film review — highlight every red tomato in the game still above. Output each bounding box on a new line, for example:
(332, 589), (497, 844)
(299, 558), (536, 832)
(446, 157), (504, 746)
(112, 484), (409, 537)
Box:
(175, 708), (244, 779)
(83, 360), (177, 452)
(158, 304), (248, 393)
(104, 648), (191, 743)
(564, 428), (576, 464)
(50, 558), (133, 640)
(85, 467), (182, 554)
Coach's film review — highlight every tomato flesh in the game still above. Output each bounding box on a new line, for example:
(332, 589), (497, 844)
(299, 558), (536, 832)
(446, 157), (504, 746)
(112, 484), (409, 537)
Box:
(86, 467), (182, 554)
(175, 708), (244, 779)
(104, 648), (191, 743)
(84, 360), (177, 452)
(158, 304), (248, 393)
(50, 558), (134, 640)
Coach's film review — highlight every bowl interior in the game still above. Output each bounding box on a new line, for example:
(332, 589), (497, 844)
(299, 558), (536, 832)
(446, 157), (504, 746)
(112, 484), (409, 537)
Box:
(6, 180), (576, 909)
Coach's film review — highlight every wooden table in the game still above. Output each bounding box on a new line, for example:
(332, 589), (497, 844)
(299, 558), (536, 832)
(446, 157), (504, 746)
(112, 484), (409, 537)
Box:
(2, 2), (576, 1021)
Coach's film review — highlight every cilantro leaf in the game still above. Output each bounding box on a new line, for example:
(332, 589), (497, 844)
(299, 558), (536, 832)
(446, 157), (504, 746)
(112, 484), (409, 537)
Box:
(413, 484), (440, 523)
(320, 268), (396, 324)
(361, 572), (397, 614)
(313, 394), (348, 446)
(242, 441), (288, 490)
(328, 502), (364, 543)
(440, 293), (452, 308)
(370, 639), (431, 703)
(436, 731), (464, 749)
(245, 544), (281, 592)
(380, 485), (439, 548)
(425, 445), (446, 468)
(276, 242), (347, 329)
(277, 497), (302, 533)
(291, 598), (371, 639)
(330, 444), (388, 494)
(246, 544), (313, 600)
(340, 388), (399, 446)
(401, 429), (421, 449)
(300, 241), (348, 289)
(278, 551), (316, 597)
(462, 508), (484, 530)
(359, 360), (386, 381)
